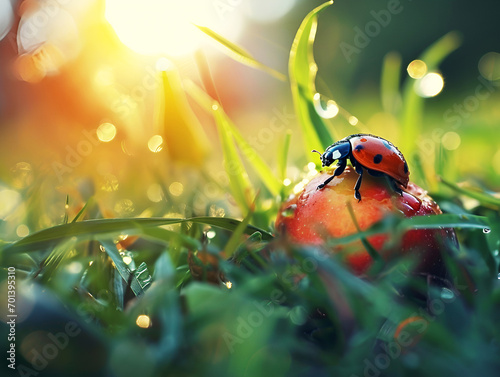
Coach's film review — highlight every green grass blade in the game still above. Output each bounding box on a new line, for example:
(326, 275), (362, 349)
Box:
(223, 201), (255, 258)
(400, 32), (461, 156)
(278, 130), (292, 183)
(186, 79), (281, 197)
(0, 217), (273, 257)
(100, 241), (150, 296)
(328, 213), (490, 247)
(71, 198), (92, 223)
(195, 25), (286, 81)
(63, 195), (69, 224)
(289, 1), (334, 156)
(213, 105), (255, 212)
(223, 115), (282, 197)
(439, 177), (500, 209)
(381, 52), (402, 115)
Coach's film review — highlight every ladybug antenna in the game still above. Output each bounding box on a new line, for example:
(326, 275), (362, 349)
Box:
(311, 149), (322, 156)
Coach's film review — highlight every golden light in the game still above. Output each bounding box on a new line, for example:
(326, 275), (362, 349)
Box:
(97, 122), (117, 142)
(442, 131), (461, 151)
(148, 135), (163, 152)
(66, 261), (83, 274)
(122, 256), (133, 265)
(415, 72), (444, 98)
(136, 315), (152, 328)
(348, 116), (359, 126)
(147, 183), (163, 203)
(407, 59), (427, 79)
(283, 178), (292, 186)
(0, 189), (21, 219)
(224, 281), (233, 289)
(16, 224), (30, 238)
(105, 0), (244, 56)
(168, 182), (184, 196)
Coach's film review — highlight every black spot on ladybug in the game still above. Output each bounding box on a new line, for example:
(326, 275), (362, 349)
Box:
(354, 145), (364, 152)
(373, 154), (383, 164)
(403, 161), (408, 174)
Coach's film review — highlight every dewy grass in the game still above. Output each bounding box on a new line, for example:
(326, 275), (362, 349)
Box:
(1, 3), (500, 377)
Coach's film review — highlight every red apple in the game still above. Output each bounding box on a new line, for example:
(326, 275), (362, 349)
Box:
(275, 167), (456, 275)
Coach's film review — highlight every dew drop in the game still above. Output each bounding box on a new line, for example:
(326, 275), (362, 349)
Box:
(497, 273), (500, 280)
(281, 204), (297, 218)
(483, 228), (491, 234)
(313, 93), (339, 119)
(440, 288), (455, 301)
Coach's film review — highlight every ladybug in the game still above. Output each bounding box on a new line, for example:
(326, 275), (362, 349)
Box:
(312, 134), (409, 201)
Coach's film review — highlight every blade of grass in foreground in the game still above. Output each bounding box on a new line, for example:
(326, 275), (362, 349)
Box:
(1, 217), (274, 256)
(289, 1), (334, 156)
(101, 241), (151, 296)
(439, 177), (500, 209)
(327, 213), (490, 247)
(194, 25), (286, 81)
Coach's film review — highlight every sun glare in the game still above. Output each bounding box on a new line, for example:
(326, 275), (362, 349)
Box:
(105, 0), (243, 56)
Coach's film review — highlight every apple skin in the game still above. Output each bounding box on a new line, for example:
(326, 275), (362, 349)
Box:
(275, 167), (457, 276)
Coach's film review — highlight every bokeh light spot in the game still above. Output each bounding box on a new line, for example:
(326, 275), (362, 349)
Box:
(415, 72), (444, 98)
(155, 57), (171, 71)
(479, 52), (500, 81)
(442, 132), (461, 151)
(147, 183), (163, 202)
(348, 116), (359, 126)
(16, 224), (29, 238)
(66, 261), (83, 274)
(97, 122), (117, 142)
(0, 189), (21, 219)
(168, 182), (184, 196)
(148, 135), (163, 153)
(136, 314), (152, 328)
(100, 174), (119, 192)
(407, 59), (428, 79)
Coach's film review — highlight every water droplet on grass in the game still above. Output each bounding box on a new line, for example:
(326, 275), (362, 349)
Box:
(483, 228), (491, 234)
(281, 204), (297, 218)
(440, 288), (455, 301)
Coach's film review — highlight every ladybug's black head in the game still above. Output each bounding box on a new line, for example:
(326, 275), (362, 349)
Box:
(312, 140), (351, 167)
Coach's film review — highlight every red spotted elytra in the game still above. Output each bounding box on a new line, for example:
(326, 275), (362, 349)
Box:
(313, 134), (409, 201)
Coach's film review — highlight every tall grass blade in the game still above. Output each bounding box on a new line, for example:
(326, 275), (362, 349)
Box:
(195, 25), (286, 81)
(289, 1), (334, 156)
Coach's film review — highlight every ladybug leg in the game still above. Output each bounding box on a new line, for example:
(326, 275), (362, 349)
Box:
(353, 163), (363, 201)
(386, 176), (404, 196)
(317, 159), (347, 190)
